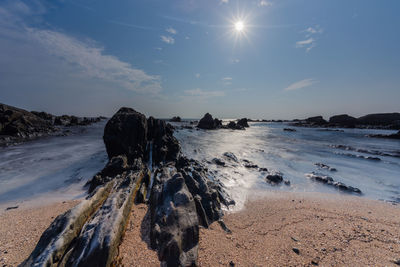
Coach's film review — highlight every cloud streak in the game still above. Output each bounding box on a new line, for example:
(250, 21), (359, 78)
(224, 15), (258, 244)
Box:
(160, 35), (175, 44)
(0, 0), (162, 94)
(296, 25), (323, 52)
(284, 79), (318, 91)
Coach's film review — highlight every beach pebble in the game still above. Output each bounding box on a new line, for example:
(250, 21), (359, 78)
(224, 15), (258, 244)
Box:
(292, 247), (300, 254)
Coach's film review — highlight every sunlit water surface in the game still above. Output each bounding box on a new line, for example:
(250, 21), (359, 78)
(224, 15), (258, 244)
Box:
(175, 122), (400, 210)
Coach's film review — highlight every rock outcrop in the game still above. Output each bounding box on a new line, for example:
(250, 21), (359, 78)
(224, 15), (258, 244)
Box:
(357, 113), (400, 127)
(305, 116), (327, 125)
(306, 172), (362, 194)
(24, 107), (233, 267)
(197, 113), (221, 129)
(329, 114), (358, 127)
(1, 103), (105, 146)
(368, 130), (400, 140)
(170, 116), (182, 122)
(237, 118), (249, 128)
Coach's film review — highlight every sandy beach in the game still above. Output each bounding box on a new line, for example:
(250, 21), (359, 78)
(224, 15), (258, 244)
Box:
(1, 193), (399, 266)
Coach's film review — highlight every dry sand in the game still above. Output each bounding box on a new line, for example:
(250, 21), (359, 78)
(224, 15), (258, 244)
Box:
(1, 193), (399, 266)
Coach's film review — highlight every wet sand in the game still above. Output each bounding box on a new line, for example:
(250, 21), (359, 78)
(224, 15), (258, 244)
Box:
(1, 193), (399, 266)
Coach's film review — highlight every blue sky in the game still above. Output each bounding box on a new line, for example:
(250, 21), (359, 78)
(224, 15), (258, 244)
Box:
(0, 0), (399, 119)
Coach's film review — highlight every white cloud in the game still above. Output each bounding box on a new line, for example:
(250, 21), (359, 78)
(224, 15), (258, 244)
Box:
(220, 0), (229, 4)
(160, 35), (175, 44)
(296, 25), (323, 52)
(284, 79), (318, 91)
(222, 77), (232, 81)
(183, 88), (225, 100)
(166, 27), (177, 34)
(195, 73), (200, 78)
(258, 0), (272, 7)
(296, 38), (314, 46)
(0, 1), (162, 94)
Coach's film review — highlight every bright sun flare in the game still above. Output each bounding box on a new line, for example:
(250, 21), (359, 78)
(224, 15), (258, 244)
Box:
(235, 21), (244, 32)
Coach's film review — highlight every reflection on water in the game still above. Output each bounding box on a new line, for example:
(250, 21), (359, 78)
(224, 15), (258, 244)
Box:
(175, 122), (400, 209)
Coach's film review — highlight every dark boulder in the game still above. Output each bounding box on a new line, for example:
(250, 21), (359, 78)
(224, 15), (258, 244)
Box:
(223, 152), (238, 162)
(212, 158), (226, 166)
(266, 171), (284, 184)
(237, 118), (249, 128)
(103, 107), (148, 161)
(329, 114), (358, 127)
(227, 121), (244, 130)
(198, 113), (221, 129)
(306, 116), (327, 125)
(170, 116), (181, 122)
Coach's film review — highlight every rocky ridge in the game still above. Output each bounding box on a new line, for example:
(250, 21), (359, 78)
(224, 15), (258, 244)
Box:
(22, 107), (233, 267)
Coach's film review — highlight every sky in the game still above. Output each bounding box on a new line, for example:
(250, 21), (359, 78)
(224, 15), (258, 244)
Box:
(0, 0), (399, 119)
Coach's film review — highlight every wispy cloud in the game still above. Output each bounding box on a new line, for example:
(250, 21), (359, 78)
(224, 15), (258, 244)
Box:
(220, 0), (229, 4)
(166, 27), (177, 34)
(108, 19), (156, 30)
(296, 25), (323, 52)
(0, 0), (162, 94)
(258, 0), (272, 7)
(284, 79), (318, 91)
(160, 35), (175, 44)
(222, 76), (232, 85)
(195, 73), (200, 78)
(182, 88), (225, 100)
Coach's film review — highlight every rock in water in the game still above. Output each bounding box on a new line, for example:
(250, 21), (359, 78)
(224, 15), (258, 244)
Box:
(237, 118), (249, 128)
(197, 113), (220, 129)
(329, 114), (358, 127)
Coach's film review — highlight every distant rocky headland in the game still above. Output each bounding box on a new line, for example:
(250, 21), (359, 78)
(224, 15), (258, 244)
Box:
(0, 103), (106, 146)
(290, 113), (400, 130)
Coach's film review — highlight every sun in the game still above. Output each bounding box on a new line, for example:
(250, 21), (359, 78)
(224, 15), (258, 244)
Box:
(235, 21), (244, 32)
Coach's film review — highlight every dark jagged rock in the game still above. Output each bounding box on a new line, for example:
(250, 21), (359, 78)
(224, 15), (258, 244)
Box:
(329, 114), (358, 127)
(223, 152), (238, 162)
(149, 167), (199, 267)
(306, 116), (327, 125)
(369, 130), (400, 140)
(227, 121), (245, 130)
(103, 107), (148, 161)
(306, 172), (362, 194)
(26, 107), (234, 267)
(197, 113), (222, 130)
(315, 163), (337, 172)
(358, 113), (400, 126)
(266, 171), (284, 184)
(284, 128), (296, 132)
(237, 118), (249, 128)
(170, 116), (182, 122)
(212, 158), (226, 166)
(0, 103), (54, 139)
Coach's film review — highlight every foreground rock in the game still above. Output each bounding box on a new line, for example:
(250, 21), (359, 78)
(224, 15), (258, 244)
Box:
(306, 172), (362, 194)
(23, 107), (233, 267)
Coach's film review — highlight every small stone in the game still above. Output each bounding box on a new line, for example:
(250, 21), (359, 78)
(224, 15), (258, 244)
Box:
(393, 259), (400, 265)
(311, 260), (319, 265)
(292, 247), (300, 254)
(229, 261), (235, 267)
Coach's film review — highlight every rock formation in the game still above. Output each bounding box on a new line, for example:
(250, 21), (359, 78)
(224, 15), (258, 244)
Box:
(23, 107), (233, 267)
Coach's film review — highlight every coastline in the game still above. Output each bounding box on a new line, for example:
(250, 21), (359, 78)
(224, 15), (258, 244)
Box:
(1, 192), (399, 266)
